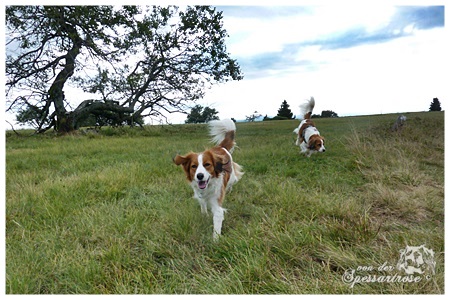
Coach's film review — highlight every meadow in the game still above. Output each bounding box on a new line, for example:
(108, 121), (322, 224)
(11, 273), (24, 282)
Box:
(5, 111), (444, 294)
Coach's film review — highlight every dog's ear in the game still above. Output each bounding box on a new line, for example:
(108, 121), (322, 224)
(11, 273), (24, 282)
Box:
(215, 161), (223, 173)
(173, 154), (188, 166)
(214, 154), (232, 174)
(174, 153), (195, 181)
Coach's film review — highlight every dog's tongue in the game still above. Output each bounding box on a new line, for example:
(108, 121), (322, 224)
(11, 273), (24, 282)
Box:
(198, 181), (207, 189)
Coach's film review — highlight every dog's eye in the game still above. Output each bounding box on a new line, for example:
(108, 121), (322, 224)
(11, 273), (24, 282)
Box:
(191, 165), (197, 169)
(204, 163), (211, 167)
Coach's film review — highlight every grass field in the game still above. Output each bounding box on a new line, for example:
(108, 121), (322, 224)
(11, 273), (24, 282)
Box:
(5, 111), (444, 294)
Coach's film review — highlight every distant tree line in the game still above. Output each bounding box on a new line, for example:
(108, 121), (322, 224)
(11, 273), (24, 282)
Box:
(313, 110), (338, 118)
(242, 97), (442, 124)
(185, 105), (219, 123)
(263, 100), (338, 121)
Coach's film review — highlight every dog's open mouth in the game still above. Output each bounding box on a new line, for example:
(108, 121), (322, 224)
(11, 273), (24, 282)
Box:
(198, 179), (209, 190)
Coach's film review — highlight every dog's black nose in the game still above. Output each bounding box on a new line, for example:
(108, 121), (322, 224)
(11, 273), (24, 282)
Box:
(197, 173), (204, 180)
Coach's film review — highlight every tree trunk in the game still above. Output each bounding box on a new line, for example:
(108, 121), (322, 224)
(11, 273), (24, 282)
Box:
(51, 19), (83, 133)
(70, 100), (135, 130)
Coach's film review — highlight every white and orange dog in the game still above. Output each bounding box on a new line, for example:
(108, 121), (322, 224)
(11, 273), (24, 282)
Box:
(174, 119), (243, 240)
(293, 97), (326, 157)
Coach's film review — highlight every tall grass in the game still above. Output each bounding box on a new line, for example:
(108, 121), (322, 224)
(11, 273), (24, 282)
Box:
(5, 112), (444, 294)
(347, 113), (444, 282)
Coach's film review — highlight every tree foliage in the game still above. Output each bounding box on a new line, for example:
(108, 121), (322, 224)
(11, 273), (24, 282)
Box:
(276, 100), (294, 119)
(185, 104), (219, 123)
(321, 110), (338, 118)
(429, 98), (442, 112)
(6, 5), (242, 133)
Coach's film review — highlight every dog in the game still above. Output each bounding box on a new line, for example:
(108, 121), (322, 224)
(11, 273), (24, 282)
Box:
(391, 115), (407, 132)
(293, 97), (326, 157)
(174, 119), (243, 240)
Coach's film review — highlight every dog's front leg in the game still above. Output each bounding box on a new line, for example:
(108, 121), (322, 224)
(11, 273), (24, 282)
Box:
(197, 198), (208, 215)
(194, 192), (208, 215)
(200, 201), (208, 214)
(300, 142), (308, 154)
(211, 205), (224, 241)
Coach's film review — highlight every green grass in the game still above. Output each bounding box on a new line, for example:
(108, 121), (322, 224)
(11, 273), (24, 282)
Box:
(5, 112), (444, 294)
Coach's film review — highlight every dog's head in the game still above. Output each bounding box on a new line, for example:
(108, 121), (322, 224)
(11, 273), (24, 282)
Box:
(174, 150), (231, 190)
(308, 135), (326, 153)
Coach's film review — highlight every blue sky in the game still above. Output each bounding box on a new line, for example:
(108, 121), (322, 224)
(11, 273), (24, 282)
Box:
(179, 3), (447, 123)
(221, 6), (444, 79)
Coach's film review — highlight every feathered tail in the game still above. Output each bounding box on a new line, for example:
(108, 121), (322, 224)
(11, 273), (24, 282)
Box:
(299, 97), (315, 120)
(208, 119), (236, 153)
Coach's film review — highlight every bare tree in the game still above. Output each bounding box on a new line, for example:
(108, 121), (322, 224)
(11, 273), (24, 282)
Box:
(246, 111), (262, 122)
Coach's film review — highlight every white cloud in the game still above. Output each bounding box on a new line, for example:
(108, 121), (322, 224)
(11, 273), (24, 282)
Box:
(403, 23), (416, 34)
(224, 6), (397, 58)
(195, 25), (448, 122)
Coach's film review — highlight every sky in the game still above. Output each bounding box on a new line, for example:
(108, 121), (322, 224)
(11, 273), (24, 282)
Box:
(174, 3), (447, 123)
(2, 1), (448, 126)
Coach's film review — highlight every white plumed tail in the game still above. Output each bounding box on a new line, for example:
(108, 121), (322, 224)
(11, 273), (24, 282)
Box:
(208, 119), (236, 146)
(299, 97), (315, 119)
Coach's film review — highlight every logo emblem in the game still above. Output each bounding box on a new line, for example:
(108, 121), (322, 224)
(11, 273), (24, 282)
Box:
(397, 245), (436, 275)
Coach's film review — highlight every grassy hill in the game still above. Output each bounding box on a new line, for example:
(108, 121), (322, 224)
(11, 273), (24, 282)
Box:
(5, 111), (444, 294)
